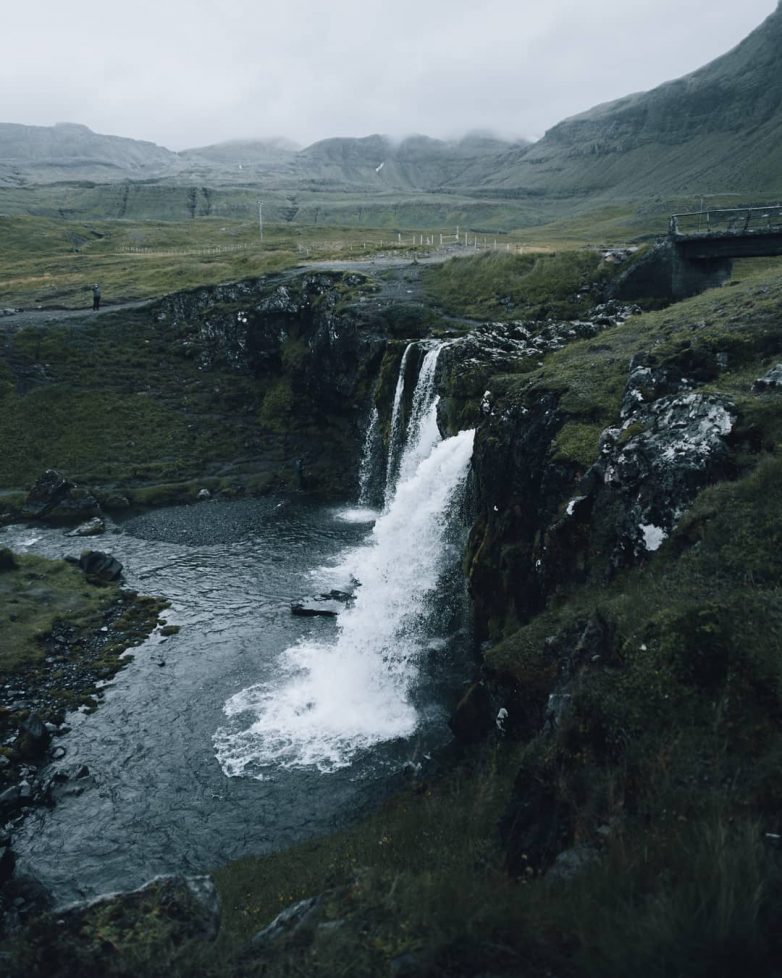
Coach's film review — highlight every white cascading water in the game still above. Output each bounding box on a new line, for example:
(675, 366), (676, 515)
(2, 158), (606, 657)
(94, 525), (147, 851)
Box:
(394, 342), (446, 489)
(383, 342), (414, 502)
(357, 405), (380, 506)
(214, 342), (474, 777)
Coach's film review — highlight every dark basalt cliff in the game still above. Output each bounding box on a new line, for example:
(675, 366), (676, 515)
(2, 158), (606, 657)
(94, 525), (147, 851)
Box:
(0, 270), (428, 518)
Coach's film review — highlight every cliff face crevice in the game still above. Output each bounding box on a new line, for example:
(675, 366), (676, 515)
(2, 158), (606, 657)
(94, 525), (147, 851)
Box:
(453, 271), (782, 904)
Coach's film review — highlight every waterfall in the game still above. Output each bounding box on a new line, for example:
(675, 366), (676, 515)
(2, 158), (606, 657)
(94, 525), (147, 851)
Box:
(214, 427), (476, 776)
(383, 341), (445, 508)
(383, 342), (414, 499)
(357, 405), (380, 506)
(395, 342), (446, 489)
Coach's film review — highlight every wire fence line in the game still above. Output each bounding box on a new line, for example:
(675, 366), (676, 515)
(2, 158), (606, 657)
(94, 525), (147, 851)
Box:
(114, 243), (253, 256)
(109, 230), (529, 259)
(294, 235), (528, 256)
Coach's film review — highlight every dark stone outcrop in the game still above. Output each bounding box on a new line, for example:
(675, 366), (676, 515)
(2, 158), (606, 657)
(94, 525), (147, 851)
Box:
(2, 875), (219, 949)
(0, 844), (15, 884)
(16, 714), (51, 761)
(449, 682), (494, 744)
(467, 346), (738, 639)
(501, 773), (573, 877)
(155, 273), (390, 495)
(0, 548), (16, 571)
(0, 875), (52, 936)
(753, 363), (782, 391)
(251, 894), (323, 947)
(21, 470), (101, 524)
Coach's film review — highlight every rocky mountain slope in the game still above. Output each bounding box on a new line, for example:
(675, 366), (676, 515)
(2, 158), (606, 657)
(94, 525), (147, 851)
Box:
(464, 2), (782, 199)
(3, 7), (780, 221)
(0, 122), (182, 186)
(0, 124), (523, 195)
(5, 5), (782, 211)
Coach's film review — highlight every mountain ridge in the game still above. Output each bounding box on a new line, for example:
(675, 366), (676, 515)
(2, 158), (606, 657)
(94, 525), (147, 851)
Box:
(1, 6), (781, 215)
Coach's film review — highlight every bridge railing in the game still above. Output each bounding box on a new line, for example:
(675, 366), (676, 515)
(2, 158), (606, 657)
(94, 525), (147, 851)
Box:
(670, 206), (782, 238)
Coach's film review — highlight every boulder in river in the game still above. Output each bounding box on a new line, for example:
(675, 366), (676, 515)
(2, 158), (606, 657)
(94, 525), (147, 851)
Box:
(290, 590), (354, 617)
(291, 601), (339, 618)
(78, 550), (123, 582)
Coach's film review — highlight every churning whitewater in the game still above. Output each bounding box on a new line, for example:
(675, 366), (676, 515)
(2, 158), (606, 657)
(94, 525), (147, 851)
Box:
(214, 339), (473, 777)
(213, 428), (475, 776)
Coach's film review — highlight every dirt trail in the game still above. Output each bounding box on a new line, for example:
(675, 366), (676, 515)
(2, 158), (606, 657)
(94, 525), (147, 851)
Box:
(0, 299), (154, 330)
(0, 250), (459, 330)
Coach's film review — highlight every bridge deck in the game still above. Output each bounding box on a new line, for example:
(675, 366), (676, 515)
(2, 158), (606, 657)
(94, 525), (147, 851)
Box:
(670, 206), (782, 260)
(670, 205), (782, 238)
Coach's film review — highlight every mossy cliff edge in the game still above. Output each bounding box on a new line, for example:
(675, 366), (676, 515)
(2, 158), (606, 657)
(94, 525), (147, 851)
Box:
(3, 260), (782, 976)
(0, 270), (412, 516)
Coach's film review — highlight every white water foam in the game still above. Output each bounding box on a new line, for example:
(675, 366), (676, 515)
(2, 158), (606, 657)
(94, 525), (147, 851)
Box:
(333, 506), (379, 525)
(213, 428), (475, 777)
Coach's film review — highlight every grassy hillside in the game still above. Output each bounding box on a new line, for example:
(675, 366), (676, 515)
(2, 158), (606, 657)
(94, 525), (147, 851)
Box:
(468, 5), (782, 200)
(421, 249), (622, 321)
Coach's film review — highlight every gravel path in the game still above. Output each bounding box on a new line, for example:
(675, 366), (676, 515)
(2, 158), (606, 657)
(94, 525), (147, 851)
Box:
(0, 250), (459, 330)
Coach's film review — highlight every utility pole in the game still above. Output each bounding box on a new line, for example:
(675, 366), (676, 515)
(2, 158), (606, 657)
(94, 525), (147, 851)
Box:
(257, 200), (264, 242)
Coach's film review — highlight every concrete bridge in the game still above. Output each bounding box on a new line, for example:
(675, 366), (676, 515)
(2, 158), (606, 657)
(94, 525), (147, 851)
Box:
(668, 205), (782, 296)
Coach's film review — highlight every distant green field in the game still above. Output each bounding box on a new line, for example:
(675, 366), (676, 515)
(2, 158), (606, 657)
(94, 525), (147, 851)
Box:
(0, 202), (672, 310)
(0, 217), (424, 308)
(2, 197), (777, 311)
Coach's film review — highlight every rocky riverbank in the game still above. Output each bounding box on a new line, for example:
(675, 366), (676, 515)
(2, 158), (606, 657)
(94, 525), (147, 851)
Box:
(0, 544), (168, 936)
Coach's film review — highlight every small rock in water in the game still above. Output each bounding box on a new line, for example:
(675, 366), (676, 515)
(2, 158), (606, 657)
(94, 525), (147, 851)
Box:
(290, 600), (339, 618)
(67, 517), (106, 537)
(0, 843), (15, 883)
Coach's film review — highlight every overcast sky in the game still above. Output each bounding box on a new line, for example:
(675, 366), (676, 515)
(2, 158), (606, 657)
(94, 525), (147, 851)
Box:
(1, 0), (777, 150)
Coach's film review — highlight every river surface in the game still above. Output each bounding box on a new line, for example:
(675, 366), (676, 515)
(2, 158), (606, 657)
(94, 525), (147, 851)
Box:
(1, 490), (473, 907)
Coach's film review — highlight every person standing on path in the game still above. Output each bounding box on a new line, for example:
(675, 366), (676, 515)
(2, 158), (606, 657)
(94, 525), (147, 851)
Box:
(92, 283), (101, 311)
